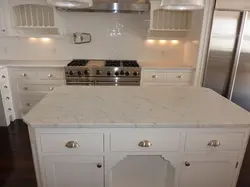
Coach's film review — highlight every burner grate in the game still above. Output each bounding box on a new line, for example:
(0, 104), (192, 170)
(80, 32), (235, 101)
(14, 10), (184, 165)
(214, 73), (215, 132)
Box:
(122, 60), (139, 67)
(68, 60), (88, 66)
(105, 60), (121, 67)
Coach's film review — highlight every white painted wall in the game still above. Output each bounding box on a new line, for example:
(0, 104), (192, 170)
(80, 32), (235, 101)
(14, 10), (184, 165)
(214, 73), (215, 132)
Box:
(0, 11), (187, 65)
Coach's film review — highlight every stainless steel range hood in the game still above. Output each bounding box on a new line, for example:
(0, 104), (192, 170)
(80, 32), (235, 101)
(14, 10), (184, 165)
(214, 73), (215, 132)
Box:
(56, 0), (150, 12)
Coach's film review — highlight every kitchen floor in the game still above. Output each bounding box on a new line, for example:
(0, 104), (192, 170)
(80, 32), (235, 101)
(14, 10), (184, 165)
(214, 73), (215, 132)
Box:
(0, 121), (250, 187)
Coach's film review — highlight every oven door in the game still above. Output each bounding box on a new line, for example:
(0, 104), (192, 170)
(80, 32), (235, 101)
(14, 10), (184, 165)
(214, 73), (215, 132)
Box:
(66, 78), (95, 86)
(95, 77), (140, 86)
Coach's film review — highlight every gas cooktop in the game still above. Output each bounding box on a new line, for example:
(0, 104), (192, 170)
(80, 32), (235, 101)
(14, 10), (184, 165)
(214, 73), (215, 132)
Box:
(65, 59), (141, 86)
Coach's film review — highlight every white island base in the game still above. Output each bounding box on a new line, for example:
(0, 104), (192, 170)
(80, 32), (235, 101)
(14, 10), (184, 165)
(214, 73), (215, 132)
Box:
(24, 86), (250, 187)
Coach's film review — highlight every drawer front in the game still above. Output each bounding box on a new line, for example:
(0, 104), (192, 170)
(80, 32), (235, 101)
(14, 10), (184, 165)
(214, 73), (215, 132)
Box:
(19, 94), (45, 109)
(143, 81), (191, 86)
(38, 68), (63, 80)
(0, 68), (8, 84)
(166, 72), (193, 82)
(111, 130), (180, 152)
(1, 83), (11, 95)
(11, 68), (64, 80)
(11, 70), (38, 80)
(143, 71), (166, 82)
(185, 133), (245, 152)
(17, 83), (60, 93)
(40, 133), (104, 153)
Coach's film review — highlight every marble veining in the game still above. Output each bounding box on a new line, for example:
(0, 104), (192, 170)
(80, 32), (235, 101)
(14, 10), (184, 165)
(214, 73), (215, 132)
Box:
(23, 86), (250, 128)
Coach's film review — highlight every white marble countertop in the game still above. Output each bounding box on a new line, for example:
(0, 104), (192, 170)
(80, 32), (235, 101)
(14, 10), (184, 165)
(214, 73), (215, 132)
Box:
(23, 86), (250, 128)
(0, 60), (195, 70)
(138, 61), (195, 70)
(0, 60), (70, 68)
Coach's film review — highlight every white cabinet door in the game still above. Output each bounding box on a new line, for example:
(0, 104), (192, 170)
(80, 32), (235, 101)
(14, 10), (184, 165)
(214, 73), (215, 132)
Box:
(43, 156), (104, 187)
(179, 154), (238, 187)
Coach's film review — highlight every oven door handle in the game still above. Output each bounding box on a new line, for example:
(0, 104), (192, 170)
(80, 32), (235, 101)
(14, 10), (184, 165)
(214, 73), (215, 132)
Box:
(67, 81), (95, 85)
(95, 81), (140, 85)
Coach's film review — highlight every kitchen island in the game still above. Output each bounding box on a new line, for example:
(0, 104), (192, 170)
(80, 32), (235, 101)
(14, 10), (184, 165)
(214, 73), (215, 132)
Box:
(24, 86), (250, 187)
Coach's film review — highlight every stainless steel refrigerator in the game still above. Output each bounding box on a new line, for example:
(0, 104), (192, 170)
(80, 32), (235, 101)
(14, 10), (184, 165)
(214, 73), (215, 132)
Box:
(203, 0), (250, 111)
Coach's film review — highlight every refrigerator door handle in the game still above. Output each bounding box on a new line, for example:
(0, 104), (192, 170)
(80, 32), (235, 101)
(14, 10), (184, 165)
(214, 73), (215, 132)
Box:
(227, 11), (248, 100)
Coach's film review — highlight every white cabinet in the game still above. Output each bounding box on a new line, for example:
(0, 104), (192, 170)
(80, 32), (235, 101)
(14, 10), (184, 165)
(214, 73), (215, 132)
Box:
(0, 0), (11, 36)
(141, 69), (194, 86)
(8, 67), (65, 118)
(0, 68), (16, 125)
(28, 128), (249, 187)
(43, 156), (104, 187)
(111, 155), (175, 187)
(179, 154), (238, 187)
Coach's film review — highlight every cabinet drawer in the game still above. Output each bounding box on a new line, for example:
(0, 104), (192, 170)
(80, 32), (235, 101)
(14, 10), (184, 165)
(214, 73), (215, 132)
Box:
(38, 69), (63, 80)
(11, 68), (63, 80)
(166, 72), (193, 82)
(111, 130), (180, 152)
(143, 71), (166, 82)
(17, 83), (61, 93)
(1, 83), (11, 95)
(40, 133), (104, 153)
(11, 69), (38, 80)
(19, 94), (45, 109)
(185, 133), (245, 152)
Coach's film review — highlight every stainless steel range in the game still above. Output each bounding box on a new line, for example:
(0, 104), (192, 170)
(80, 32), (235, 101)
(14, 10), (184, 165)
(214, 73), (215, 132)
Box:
(65, 59), (141, 86)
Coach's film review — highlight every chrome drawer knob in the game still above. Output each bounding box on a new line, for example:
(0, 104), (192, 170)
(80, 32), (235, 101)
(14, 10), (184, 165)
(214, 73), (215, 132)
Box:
(21, 73), (27, 77)
(2, 75), (5, 79)
(97, 163), (102, 168)
(185, 161), (191, 167)
(65, 141), (80, 148)
(208, 140), (221, 147)
(6, 97), (10, 100)
(26, 103), (31, 107)
(24, 87), (28, 90)
(4, 86), (8, 88)
(48, 74), (53, 77)
(138, 140), (152, 148)
(8, 108), (11, 111)
(152, 75), (158, 79)
(49, 87), (54, 91)
(177, 75), (183, 79)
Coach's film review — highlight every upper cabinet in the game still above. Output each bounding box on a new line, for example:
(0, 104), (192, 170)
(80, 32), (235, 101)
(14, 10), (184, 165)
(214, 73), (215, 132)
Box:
(216, 0), (250, 10)
(148, 0), (203, 39)
(0, 0), (58, 36)
(0, 0), (12, 36)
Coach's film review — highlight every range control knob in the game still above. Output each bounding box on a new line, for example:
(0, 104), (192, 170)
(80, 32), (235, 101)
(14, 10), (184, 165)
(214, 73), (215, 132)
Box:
(77, 71), (82, 76)
(120, 70), (125, 75)
(96, 70), (102, 75)
(115, 72), (119, 76)
(69, 71), (74, 76)
(107, 71), (112, 76)
(84, 70), (89, 75)
(125, 71), (130, 76)
(133, 72), (139, 76)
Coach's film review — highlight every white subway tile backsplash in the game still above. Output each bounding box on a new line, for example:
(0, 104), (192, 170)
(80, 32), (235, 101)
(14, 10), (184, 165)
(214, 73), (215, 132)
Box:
(0, 12), (186, 65)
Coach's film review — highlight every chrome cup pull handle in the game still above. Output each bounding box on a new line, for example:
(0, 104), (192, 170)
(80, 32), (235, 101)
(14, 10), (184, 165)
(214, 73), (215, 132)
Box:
(152, 75), (158, 79)
(48, 74), (53, 78)
(65, 141), (80, 148)
(138, 140), (152, 148)
(21, 73), (27, 77)
(177, 75), (183, 79)
(208, 140), (221, 147)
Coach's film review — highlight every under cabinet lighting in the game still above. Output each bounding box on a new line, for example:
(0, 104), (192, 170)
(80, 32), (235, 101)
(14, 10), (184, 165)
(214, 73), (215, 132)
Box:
(41, 38), (52, 43)
(146, 40), (155, 44)
(28, 37), (37, 42)
(159, 40), (167, 45)
(170, 40), (180, 45)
